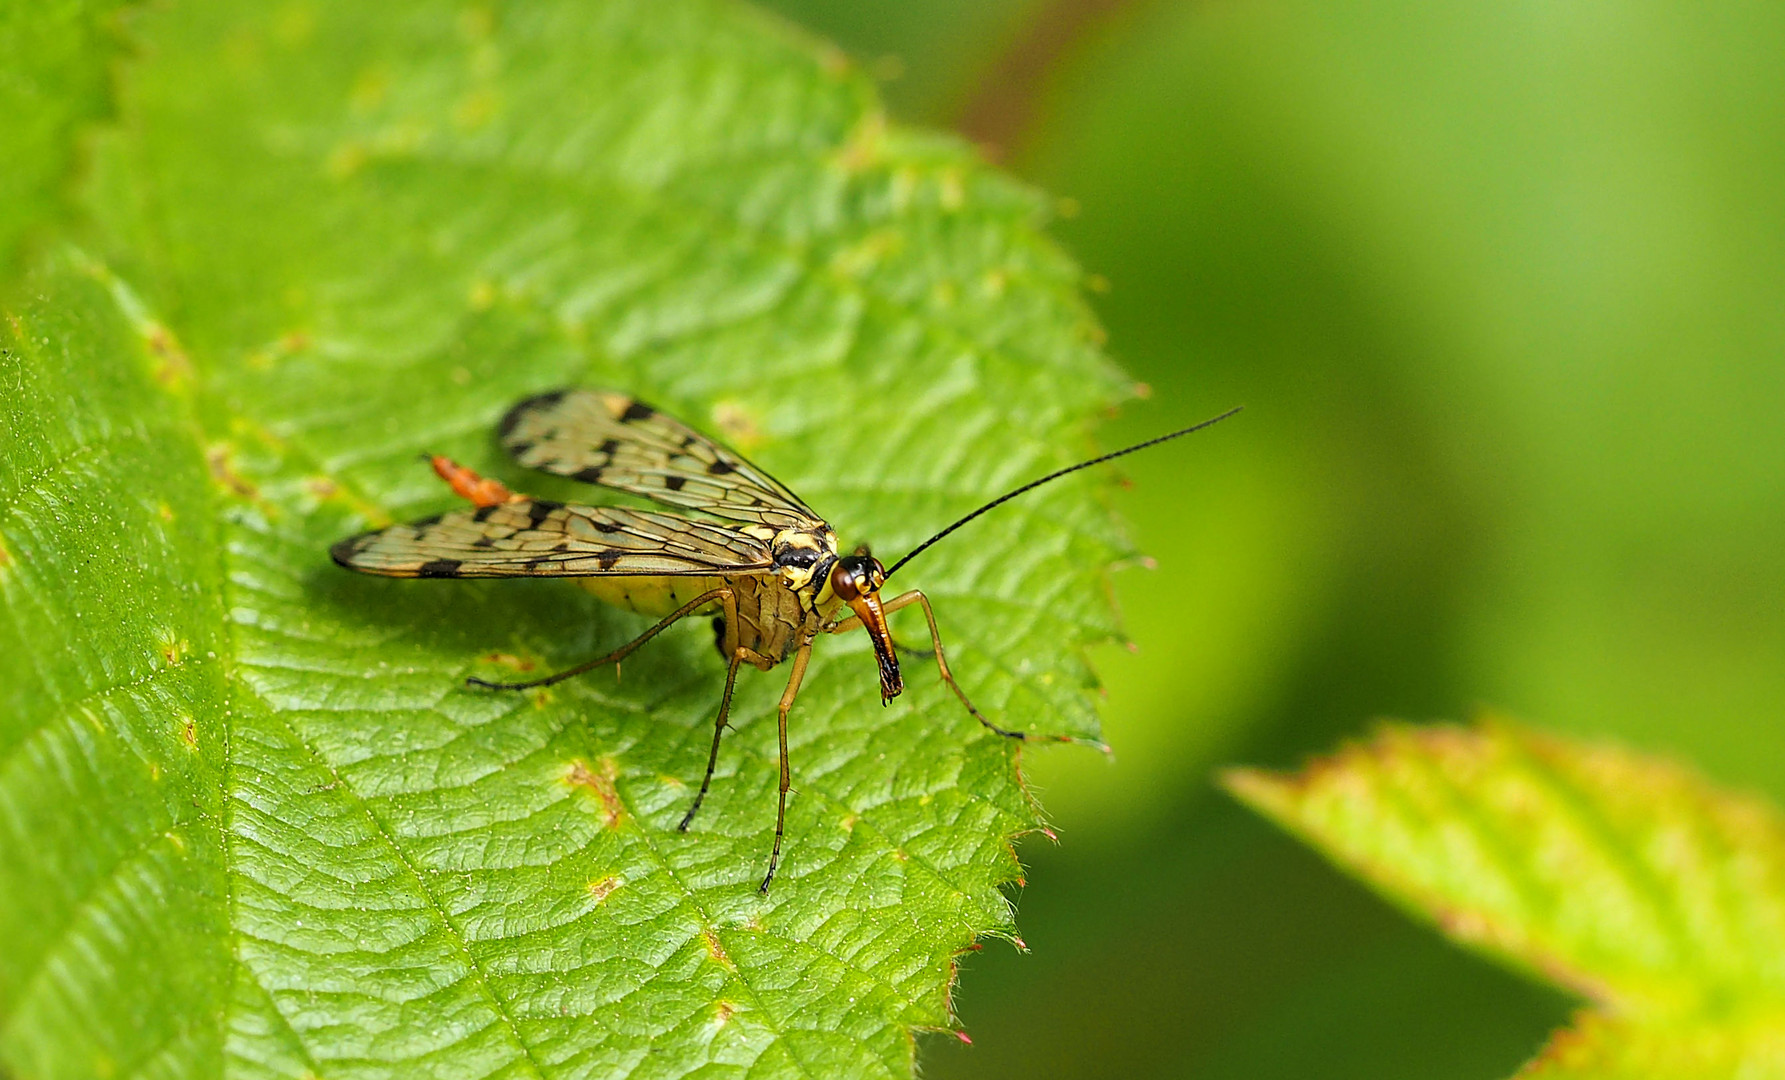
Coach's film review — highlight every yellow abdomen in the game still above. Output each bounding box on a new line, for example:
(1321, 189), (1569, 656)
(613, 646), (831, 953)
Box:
(578, 575), (726, 618)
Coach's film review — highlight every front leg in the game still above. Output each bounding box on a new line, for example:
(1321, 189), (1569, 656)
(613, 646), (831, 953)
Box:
(830, 589), (1053, 742)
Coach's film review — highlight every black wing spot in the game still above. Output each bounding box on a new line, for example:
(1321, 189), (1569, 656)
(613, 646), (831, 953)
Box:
(473, 504), (500, 523)
(620, 400), (655, 422)
(664, 476), (686, 491)
(418, 559), (463, 578)
(527, 500), (562, 527)
(573, 466), (604, 484)
(594, 519), (621, 534)
(598, 439), (620, 456)
(473, 535), (497, 548)
(597, 551), (622, 569)
(553, 542), (570, 552)
(708, 460), (736, 475)
(500, 389), (567, 439)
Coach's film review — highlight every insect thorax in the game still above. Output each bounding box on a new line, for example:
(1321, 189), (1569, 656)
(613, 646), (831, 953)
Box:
(677, 522), (834, 667)
(758, 523), (837, 595)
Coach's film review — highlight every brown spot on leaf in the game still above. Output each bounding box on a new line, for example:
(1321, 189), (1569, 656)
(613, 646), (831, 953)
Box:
(702, 928), (734, 970)
(587, 875), (622, 904)
(179, 717), (198, 750)
(564, 757), (626, 828)
(481, 652), (536, 672)
(711, 401), (761, 451)
(713, 999), (737, 1026)
(205, 444), (261, 501)
(143, 323), (193, 389)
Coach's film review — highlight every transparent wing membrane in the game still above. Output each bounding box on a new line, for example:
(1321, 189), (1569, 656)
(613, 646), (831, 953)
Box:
(330, 499), (773, 578)
(499, 388), (820, 529)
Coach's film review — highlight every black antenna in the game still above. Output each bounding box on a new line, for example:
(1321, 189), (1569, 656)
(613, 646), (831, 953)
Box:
(883, 406), (1243, 581)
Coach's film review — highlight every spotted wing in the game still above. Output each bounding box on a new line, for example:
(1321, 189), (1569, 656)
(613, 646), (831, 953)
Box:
(330, 499), (773, 578)
(498, 388), (819, 529)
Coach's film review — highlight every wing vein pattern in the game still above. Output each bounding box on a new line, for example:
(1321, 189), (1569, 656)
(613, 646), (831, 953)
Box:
(331, 501), (773, 578)
(499, 388), (818, 528)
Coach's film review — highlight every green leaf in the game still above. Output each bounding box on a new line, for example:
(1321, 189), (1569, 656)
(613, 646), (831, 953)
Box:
(0, 0), (133, 276)
(1, 1), (1133, 1077)
(1225, 721), (1785, 1080)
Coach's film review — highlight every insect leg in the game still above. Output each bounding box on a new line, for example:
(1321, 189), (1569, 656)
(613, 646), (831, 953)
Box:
(760, 632), (816, 892)
(678, 645), (752, 833)
(893, 640), (936, 661)
(466, 587), (734, 690)
(835, 590), (1036, 741)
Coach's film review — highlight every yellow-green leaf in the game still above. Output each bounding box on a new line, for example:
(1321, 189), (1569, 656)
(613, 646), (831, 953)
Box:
(0, 0), (132, 276)
(0, 1), (1134, 1076)
(1226, 721), (1785, 1080)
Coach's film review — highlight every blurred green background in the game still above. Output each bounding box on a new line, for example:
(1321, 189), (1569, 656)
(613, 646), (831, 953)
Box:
(756, 2), (1785, 1077)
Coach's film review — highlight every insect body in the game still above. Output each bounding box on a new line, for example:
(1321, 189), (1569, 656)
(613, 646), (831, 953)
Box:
(332, 389), (1239, 889)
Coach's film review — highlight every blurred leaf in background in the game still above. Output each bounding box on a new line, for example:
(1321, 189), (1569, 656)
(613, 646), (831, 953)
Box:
(765, 0), (1785, 1077)
(1231, 720), (1785, 1080)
